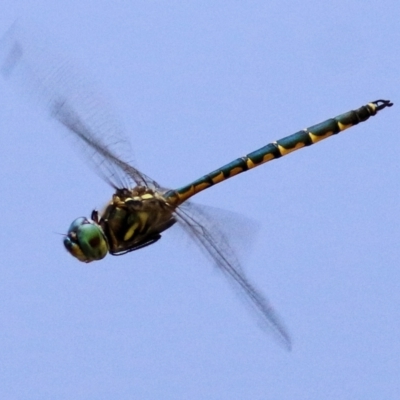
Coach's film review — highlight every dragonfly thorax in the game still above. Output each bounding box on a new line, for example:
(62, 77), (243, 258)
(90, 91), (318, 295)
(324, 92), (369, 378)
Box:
(64, 187), (177, 262)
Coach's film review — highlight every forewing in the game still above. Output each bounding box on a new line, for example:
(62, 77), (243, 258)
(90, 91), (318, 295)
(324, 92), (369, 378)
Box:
(174, 202), (292, 350)
(0, 23), (158, 189)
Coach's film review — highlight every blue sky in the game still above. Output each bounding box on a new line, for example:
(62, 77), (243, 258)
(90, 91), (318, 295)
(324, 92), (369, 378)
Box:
(0, 1), (399, 399)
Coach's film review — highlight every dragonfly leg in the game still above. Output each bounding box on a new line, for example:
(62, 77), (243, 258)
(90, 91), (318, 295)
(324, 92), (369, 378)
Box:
(110, 233), (162, 255)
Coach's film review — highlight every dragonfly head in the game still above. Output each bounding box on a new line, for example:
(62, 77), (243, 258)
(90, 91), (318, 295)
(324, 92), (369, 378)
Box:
(64, 217), (109, 262)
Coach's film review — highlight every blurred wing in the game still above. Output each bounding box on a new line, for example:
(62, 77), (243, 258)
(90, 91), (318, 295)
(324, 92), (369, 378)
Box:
(0, 23), (158, 189)
(174, 202), (292, 350)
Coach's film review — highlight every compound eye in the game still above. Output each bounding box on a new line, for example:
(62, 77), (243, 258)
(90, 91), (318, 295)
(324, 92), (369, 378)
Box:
(64, 217), (108, 262)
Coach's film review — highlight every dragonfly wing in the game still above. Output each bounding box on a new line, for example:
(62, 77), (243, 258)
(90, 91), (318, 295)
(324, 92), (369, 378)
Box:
(0, 23), (158, 189)
(174, 202), (292, 350)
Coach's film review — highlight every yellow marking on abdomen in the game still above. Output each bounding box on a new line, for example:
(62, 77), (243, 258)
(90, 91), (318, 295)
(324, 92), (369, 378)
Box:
(246, 158), (256, 168)
(194, 182), (211, 192)
(229, 167), (244, 177)
(211, 172), (225, 184)
(338, 122), (353, 131)
(309, 130), (333, 143)
(175, 189), (194, 204)
(262, 153), (276, 163)
(247, 153), (276, 169)
(278, 141), (305, 156)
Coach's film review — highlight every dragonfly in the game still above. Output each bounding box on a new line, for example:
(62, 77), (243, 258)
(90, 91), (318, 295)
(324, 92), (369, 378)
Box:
(0, 25), (393, 350)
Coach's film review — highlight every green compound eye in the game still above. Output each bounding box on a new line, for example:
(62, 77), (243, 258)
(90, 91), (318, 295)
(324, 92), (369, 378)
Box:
(64, 217), (109, 262)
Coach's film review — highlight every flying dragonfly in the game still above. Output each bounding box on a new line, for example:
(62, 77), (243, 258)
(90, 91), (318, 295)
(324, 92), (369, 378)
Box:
(0, 25), (392, 350)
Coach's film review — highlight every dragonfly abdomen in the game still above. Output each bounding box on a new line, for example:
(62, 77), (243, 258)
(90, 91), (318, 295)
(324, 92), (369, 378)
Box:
(165, 100), (392, 206)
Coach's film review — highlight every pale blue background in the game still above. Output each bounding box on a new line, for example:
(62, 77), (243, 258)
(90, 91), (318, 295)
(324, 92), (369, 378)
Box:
(0, 1), (399, 399)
